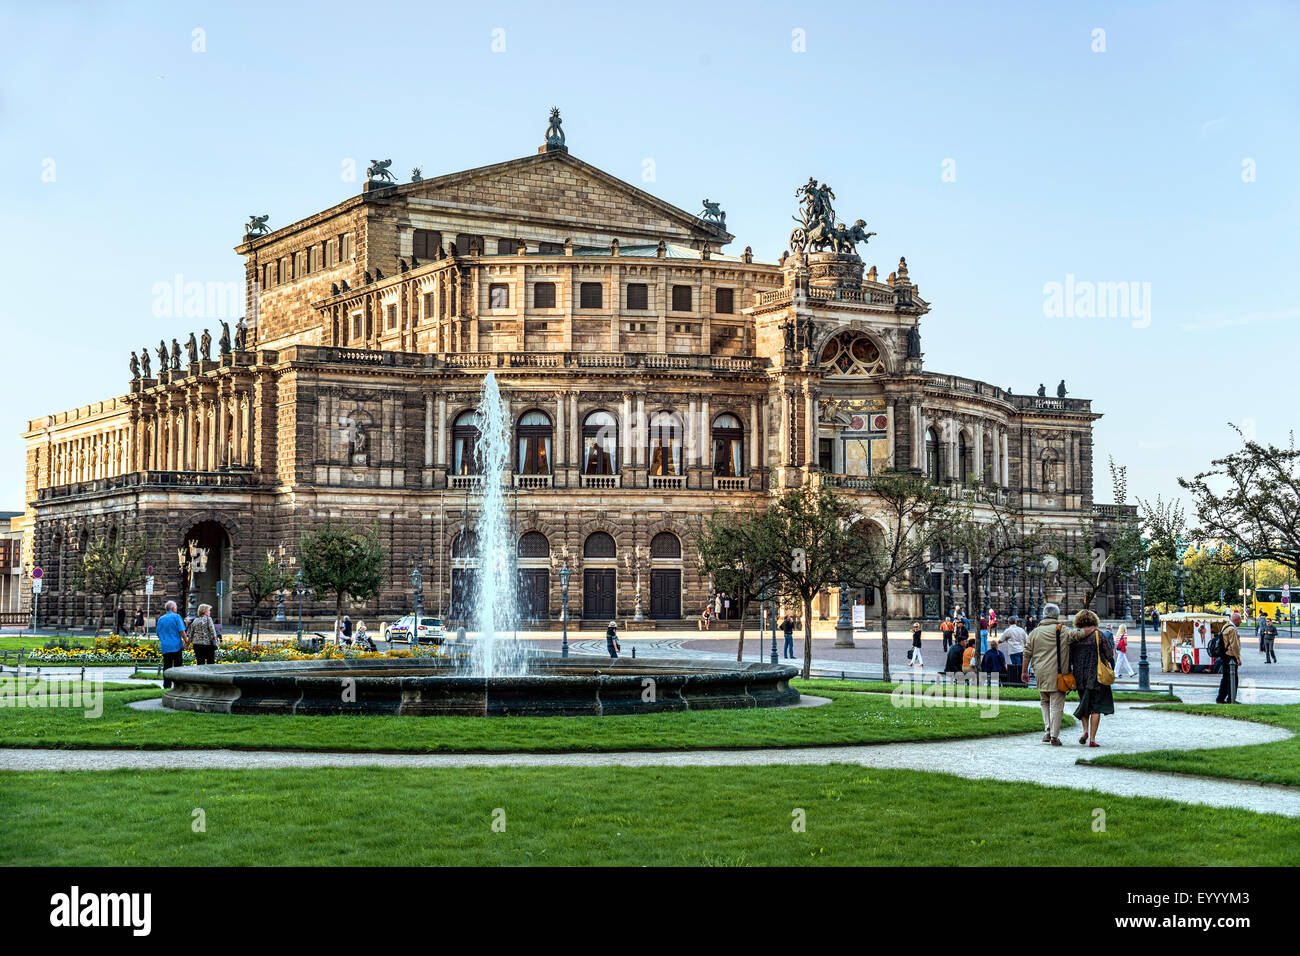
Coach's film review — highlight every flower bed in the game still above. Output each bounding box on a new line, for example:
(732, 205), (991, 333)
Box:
(26, 635), (458, 666)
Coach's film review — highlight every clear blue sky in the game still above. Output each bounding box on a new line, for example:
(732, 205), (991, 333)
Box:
(1, 0), (1295, 510)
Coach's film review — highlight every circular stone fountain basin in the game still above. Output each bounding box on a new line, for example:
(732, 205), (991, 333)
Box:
(160, 655), (801, 717)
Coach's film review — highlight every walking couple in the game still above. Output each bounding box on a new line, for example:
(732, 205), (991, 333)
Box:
(1022, 605), (1115, 747)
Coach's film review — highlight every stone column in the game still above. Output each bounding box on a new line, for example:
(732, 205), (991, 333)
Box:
(635, 394), (645, 467)
(436, 395), (447, 468)
(804, 391), (816, 468)
(424, 394), (434, 468)
(700, 396), (711, 468)
(555, 390), (565, 468)
(621, 393), (631, 468)
(686, 397), (697, 467)
(569, 392), (579, 465)
(885, 404), (895, 470)
(974, 423), (985, 480)
(216, 392), (227, 468)
(1001, 431), (1010, 487)
(749, 399), (759, 472)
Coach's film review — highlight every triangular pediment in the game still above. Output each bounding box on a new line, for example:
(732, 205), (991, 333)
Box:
(391, 151), (732, 245)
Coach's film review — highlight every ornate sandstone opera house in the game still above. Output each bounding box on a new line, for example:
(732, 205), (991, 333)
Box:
(19, 111), (1124, 630)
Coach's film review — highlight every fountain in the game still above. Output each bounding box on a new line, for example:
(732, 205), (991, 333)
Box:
(161, 372), (800, 717)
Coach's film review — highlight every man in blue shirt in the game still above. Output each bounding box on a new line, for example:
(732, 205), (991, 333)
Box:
(156, 600), (187, 688)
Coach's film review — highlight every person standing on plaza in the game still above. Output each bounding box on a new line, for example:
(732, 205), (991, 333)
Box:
(132, 606), (145, 636)
(606, 620), (621, 660)
(999, 617), (1027, 683)
(988, 607), (998, 640)
(1214, 612), (1243, 703)
(781, 614), (796, 659)
(1113, 623), (1136, 678)
(1069, 612), (1113, 746)
(940, 615), (955, 651)
(188, 603), (220, 665)
(156, 600), (187, 689)
(115, 605), (126, 634)
(1021, 603), (1087, 746)
(909, 621), (924, 670)
(978, 611), (989, 654)
(1260, 616), (1278, 664)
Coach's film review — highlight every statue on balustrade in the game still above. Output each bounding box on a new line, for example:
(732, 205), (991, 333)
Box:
(200, 329), (212, 361)
(1057, 380), (1067, 398)
(234, 318), (248, 351)
(1037, 383), (1046, 397)
(140, 347), (151, 378)
(185, 333), (198, 365)
(906, 324), (921, 359)
(170, 339), (182, 370)
(218, 320), (231, 356)
(157, 340), (169, 375)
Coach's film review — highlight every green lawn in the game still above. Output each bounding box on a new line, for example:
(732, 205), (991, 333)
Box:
(0, 635), (96, 653)
(793, 678), (1179, 703)
(4, 679), (154, 695)
(1087, 703), (1300, 788)
(1, 764), (1293, 866)
(0, 687), (1056, 754)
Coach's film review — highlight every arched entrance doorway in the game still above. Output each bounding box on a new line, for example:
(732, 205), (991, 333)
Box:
(648, 531), (682, 619)
(516, 531), (550, 621)
(450, 529), (479, 622)
(582, 531), (616, 619)
(180, 520), (231, 621)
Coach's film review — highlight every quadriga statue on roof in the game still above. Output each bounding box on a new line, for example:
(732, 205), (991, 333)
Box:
(789, 178), (874, 256)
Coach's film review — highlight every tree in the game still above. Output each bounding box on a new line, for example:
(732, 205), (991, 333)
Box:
(694, 507), (778, 661)
(845, 473), (960, 682)
(1185, 543), (1242, 610)
(946, 479), (1047, 623)
(298, 524), (387, 629)
(71, 533), (151, 635)
(1180, 427), (1300, 579)
(1137, 494), (1186, 561)
(760, 482), (858, 679)
(237, 551), (299, 638)
(1057, 458), (1149, 610)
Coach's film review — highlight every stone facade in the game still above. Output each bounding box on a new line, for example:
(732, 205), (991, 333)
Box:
(19, 132), (1116, 628)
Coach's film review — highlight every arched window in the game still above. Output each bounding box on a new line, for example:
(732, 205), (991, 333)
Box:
(584, 531), (617, 558)
(518, 531), (549, 558)
(650, 532), (681, 559)
(648, 411), (683, 477)
(957, 433), (969, 485)
(712, 413), (744, 478)
(925, 428), (940, 485)
(452, 411), (480, 475)
(819, 331), (886, 375)
(516, 410), (553, 475)
(582, 410), (618, 475)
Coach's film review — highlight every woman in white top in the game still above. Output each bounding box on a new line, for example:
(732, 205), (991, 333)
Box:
(1113, 623), (1136, 677)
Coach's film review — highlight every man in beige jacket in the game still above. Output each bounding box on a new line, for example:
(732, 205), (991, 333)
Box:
(1021, 603), (1089, 745)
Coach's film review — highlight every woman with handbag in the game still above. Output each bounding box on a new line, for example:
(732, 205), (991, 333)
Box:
(189, 603), (220, 666)
(1068, 610), (1114, 747)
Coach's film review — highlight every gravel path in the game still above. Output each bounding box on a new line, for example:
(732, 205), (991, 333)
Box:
(1, 703), (1294, 815)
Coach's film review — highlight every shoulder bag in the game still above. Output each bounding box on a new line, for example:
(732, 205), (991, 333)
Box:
(1055, 625), (1076, 693)
(1096, 631), (1115, 685)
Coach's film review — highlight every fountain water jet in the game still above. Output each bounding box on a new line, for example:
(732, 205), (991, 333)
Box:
(463, 372), (532, 677)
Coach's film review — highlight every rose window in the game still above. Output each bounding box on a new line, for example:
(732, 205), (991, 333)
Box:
(819, 332), (884, 375)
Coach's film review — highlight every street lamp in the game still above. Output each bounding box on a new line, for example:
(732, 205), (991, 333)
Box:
(1135, 557), (1151, 691)
(559, 561), (571, 658)
(1175, 560), (1188, 613)
(294, 570), (306, 642)
(179, 539), (209, 619)
(1009, 566), (1020, 619)
(768, 586), (779, 664)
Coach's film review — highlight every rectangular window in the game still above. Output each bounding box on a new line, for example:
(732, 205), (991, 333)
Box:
(424, 293), (435, 320)
(496, 239), (516, 255)
(352, 314), (362, 338)
(340, 234), (351, 261)
(534, 282), (556, 309)
(386, 304), (397, 329)
(538, 241), (564, 255)
(715, 288), (734, 314)
(489, 283), (509, 309)
(671, 285), (693, 312)
(413, 229), (439, 260)
(626, 283), (648, 310)
(456, 234), (482, 256)
(580, 282), (603, 309)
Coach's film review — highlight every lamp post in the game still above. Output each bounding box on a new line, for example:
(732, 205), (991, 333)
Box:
(1009, 566), (1020, 620)
(1122, 571), (1133, 622)
(411, 558), (424, 639)
(559, 562), (571, 658)
(294, 570), (305, 642)
(768, 587), (779, 664)
(271, 544), (289, 623)
(1134, 558), (1152, 690)
(1175, 560), (1188, 613)
(178, 539), (209, 619)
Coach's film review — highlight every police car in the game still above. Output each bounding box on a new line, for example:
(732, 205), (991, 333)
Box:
(385, 615), (447, 645)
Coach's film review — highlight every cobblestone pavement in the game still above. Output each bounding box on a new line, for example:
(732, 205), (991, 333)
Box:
(1, 704), (1294, 816)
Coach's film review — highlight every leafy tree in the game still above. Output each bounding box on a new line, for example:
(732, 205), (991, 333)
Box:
(237, 551), (299, 638)
(1180, 427), (1300, 578)
(1137, 494), (1187, 561)
(298, 524), (387, 628)
(758, 483), (860, 679)
(844, 473), (961, 681)
(71, 533), (151, 635)
(1057, 458), (1149, 610)
(1185, 543), (1242, 610)
(694, 507), (778, 661)
(946, 479), (1047, 623)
